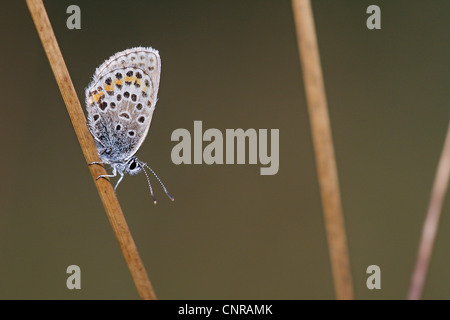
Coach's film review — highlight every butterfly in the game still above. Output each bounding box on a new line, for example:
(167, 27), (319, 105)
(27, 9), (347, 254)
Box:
(85, 47), (173, 203)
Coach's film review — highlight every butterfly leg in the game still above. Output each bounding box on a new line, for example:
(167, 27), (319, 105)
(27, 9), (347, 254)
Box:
(114, 171), (125, 191)
(89, 161), (105, 167)
(95, 166), (117, 182)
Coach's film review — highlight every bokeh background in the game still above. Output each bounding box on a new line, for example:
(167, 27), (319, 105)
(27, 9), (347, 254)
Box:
(1, 0), (449, 299)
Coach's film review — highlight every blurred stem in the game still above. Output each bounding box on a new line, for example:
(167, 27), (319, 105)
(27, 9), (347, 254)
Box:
(291, 0), (354, 299)
(408, 120), (450, 300)
(26, 0), (156, 300)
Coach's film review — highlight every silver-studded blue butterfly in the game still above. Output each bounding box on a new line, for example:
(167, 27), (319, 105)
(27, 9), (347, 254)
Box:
(85, 47), (173, 203)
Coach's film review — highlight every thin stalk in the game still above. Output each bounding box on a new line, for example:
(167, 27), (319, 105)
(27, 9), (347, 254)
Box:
(408, 120), (450, 300)
(26, 0), (156, 300)
(291, 0), (354, 299)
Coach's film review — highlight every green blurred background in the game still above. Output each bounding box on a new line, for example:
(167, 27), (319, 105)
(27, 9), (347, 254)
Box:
(0, 0), (449, 299)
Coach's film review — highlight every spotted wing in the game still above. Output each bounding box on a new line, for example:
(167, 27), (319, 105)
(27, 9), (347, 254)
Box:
(85, 47), (161, 163)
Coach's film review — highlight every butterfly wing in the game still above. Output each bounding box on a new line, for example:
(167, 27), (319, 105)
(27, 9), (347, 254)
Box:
(85, 47), (161, 163)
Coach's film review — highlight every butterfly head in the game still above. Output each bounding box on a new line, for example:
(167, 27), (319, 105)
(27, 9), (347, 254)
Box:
(125, 157), (143, 176)
(122, 157), (175, 203)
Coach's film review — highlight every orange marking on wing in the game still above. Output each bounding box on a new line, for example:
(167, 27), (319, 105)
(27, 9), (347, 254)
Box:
(104, 84), (114, 92)
(93, 91), (104, 103)
(125, 76), (137, 82)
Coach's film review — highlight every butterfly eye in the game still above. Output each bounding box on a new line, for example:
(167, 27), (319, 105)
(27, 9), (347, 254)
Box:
(129, 160), (137, 170)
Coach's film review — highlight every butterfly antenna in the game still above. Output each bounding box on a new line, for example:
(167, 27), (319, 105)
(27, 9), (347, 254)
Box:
(142, 162), (175, 202)
(140, 164), (157, 204)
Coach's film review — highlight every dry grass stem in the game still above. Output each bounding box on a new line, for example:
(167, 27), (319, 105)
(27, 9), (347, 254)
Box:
(26, 0), (156, 300)
(408, 120), (450, 300)
(291, 0), (354, 299)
